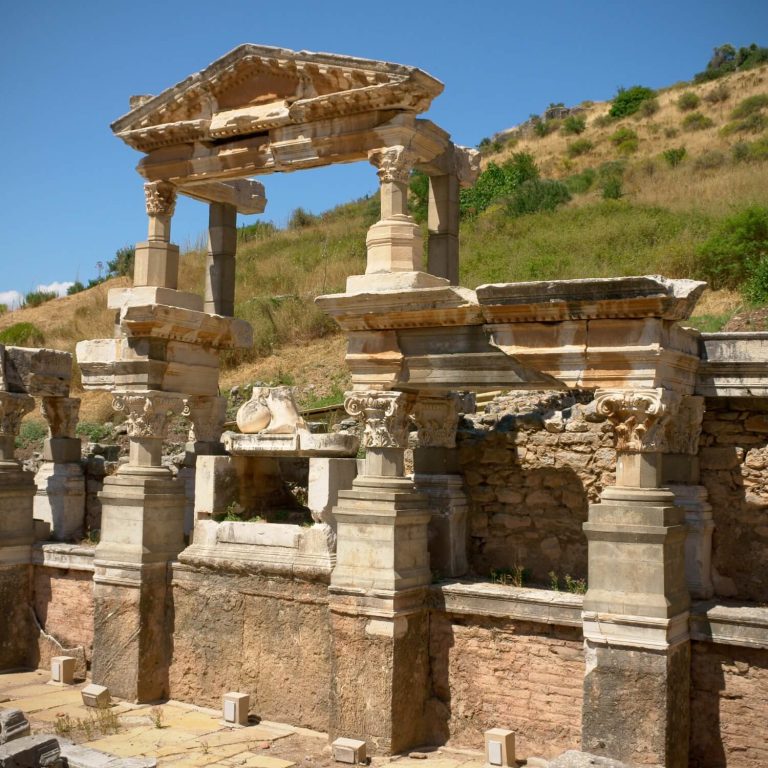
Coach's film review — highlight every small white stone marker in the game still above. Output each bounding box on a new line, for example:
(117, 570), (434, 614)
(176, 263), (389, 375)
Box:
(51, 656), (76, 685)
(222, 692), (249, 726)
(484, 728), (515, 767)
(81, 683), (111, 708)
(332, 737), (367, 764)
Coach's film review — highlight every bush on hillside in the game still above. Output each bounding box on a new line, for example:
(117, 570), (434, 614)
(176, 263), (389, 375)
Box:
(704, 83), (730, 104)
(566, 138), (594, 158)
(731, 94), (768, 119)
(532, 118), (559, 138)
(23, 290), (57, 308)
(0, 322), (45, 346)
(693, 150), (727, 171)
(459, 153), (539, 218)
(637, 98), (660, 118)
(564, 168), (596, 194)
(238, 220), (277, 243)
(697, 206), (768, 294)
(107, 245), (134, 277)
(722, 112), (768, 135)
(694, 43), (768, 83)
(67, 281), (86, 295)
(288, 207), (319, 229)
(682, 112), (714, 131)
(610, 126), (639, 154)
(609, 86), (656, 119)
(562, 115), (586, 135)
(662, 147), (687, 167)
(677, 91), (701, 111)
(601, 177), (623, 200)
(505, 179), (572, 217)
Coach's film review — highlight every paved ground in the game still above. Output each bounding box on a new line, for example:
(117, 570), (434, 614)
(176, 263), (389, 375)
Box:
(0, 670), (489, 768)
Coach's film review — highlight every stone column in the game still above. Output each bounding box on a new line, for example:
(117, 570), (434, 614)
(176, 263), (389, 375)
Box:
(134, 181), (180, 289)
(582, 388), (690, 768)
(178, 396), (227, 536)
(329, 390), (433, 754)
(427, 174), (460, 285)
(204, 202), (237, 316)
(91, 390), (185, 701)
(411, 392), (471, 578)
(0, 392), (36, 669)
(34, 397), (85, 541)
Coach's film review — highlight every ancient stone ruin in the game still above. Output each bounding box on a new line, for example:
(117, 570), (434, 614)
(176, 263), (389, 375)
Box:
(1, 45), (767, 768)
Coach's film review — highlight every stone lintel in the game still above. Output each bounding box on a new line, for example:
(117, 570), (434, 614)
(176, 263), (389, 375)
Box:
(180, 178), (267, 214)
(32, 542), (95, 572)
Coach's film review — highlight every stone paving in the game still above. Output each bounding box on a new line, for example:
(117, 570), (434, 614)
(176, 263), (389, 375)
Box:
(0, 670), (487, 768)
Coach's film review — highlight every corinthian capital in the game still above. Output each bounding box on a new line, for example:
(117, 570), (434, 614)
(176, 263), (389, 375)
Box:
(411, 393), (473, 448)
(182, 396), (227, 443)
(0, 392), (35, 437)
(344, 390), (415, 449)
(595, 388), (681, 452)
(40, 396), (80, 439)
(368, 146), (419, 184)
(112, 391), (184, 439)
(144, 181), (177, 217)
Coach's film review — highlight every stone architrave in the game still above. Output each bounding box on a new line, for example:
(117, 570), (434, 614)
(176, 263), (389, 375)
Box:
(582, 387), (690, 768)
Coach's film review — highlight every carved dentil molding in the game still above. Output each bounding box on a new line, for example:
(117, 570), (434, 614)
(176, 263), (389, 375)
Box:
(0, 392), (35, 437)
(40, 396), (80, 439)
(344, 390), (415, 449)
(112, 392), (184, 439)
(144, 181), (177, 217)
(182, 396), (227, 443)
(595, 388), (681, 452)
(368, 146), (419, 185)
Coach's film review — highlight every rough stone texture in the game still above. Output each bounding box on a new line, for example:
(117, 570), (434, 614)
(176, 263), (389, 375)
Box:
(582, 642), (689, 768)
(168, 566), (331, 732)
(0, 734), (61, 768)
(428, 612), (582, 759)
(546, 752), (632, 768)
(458, 391), (613, 583)
(0, 566), (34, 670)
(699, 397), (768, 602)
(33, 567), (93, 668)
(690, 640), (768, 768)
(82, 455), (118, 537)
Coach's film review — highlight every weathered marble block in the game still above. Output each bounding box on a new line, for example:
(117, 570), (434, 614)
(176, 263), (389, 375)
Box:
(0, 346), (71, 397)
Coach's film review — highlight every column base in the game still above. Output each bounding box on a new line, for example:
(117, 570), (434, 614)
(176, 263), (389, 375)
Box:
(33, 462), (85, 542)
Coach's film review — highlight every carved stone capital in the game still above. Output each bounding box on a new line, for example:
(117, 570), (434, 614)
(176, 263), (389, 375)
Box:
(0, 392), (35, 437)
(368, 146), (419, 185)
(112, 391), (184, 440)
(144, 181), (177, 217)
(410, 392), (474, 448)
(595, 388), (681, 452)
(182, 396), (227, 443)
(658, 395), (705, 455)
(40, 396), (80, 439)
(344, 390), (415, 449)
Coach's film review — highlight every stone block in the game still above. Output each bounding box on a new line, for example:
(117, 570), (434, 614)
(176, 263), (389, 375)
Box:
(107, 286), (203, 314)
(331, 737), (366, 765)
(0, 735), (61, 767)
(133, 241), (180, 289)
(57, 740), (157, 768)
(51, 656), (76, 684)
(43, 438), (82, 464)
(308, 457), (357, 525)
(484, 728), (515, 767)
(81, 684), (110, 708)
(194, 455), (238, 520)
(2, 347), (71, 397)
(34, 462), (85, 542)
(222, 692), (249, 726)
(0, 710), (30, 745)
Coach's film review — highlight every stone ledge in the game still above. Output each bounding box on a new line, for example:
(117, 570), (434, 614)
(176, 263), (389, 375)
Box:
(32, 542), (96, 572)
(430, 579), (584, 628)
(690, 599), (768, 649)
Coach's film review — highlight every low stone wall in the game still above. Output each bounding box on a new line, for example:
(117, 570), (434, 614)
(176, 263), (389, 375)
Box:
(168, 564), (332, 732)
(700, 397), (768, 602)
(458, 392), (613, 583)
(690, 640), (768, 768)
(428, 582), (583, 759)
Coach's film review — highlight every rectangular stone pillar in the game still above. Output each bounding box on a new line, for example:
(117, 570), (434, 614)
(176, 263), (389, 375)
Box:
(582, 389), (690, 768)
(133, 181), (180, 289)
(427, 174), (459, 285)
(204, 202), (237, 316)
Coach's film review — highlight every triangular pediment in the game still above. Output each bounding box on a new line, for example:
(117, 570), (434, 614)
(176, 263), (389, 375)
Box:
(112, 44), (444, 152)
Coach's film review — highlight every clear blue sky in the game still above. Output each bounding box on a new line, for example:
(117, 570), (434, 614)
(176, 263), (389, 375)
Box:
(1, 1), (766, 306)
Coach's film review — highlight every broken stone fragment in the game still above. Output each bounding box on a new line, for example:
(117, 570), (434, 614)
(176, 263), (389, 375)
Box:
(1, 347), (72, 397)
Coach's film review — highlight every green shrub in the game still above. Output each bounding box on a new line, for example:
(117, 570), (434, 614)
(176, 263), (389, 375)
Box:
(0, 322), (45, 346)
(609, 86), (656, 119)
(408, 170), (429, 223)
(704, 83), (730, 103)
(562, 115), (586, 135)
(601, 177), (624, 200)
(506, 179), (572, 217)
(16, 421), (47, 450)
(731, 94), (768, 120)
(288, 207), (319, 229)
(76, 422), (114, 443)
(697, 205), (768, 291)
(682, 112), (714, 131)
(459, 153), (539, 218)
(693, 150), (726, 170)
(722, 112), (768, 135)
(533, 119), (559, 137)
(662, 147), (687, 167)
(747, 136), (768, 161)
(732, 141), (751, 163)
(107, 245), (134, 277)
(566, 138), (594, 157)
(593, 114), (613, 128)
(67, 281), (86, 295)
(23, 290), (57, 308)
(238, 220), (277, 243)
(677, 91), (701, 111)
(564, 168), (597, 194)
(694, 43), (768, 83)
(637, 98), (660, 117)
(610, 127), (638, 155)
(664, 127), (679, 138)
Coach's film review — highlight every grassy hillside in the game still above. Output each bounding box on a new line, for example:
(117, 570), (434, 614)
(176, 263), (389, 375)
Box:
(2, 60), (767, 416)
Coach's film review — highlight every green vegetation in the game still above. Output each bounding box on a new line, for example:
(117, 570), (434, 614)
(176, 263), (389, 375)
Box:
(16, 421), (47, 450)
(704, 82), (730, 103)
(694, 43), (768, 83)
(23, 290), (57, 308)
(76, 422), (114, 443)
(67, 281), (86, 295)
(561, 115), (586, 135)
(682, 112), (715, 131)
(637, 98), (660, 118)
(662, 147), (687, 167)
(677, 91), (701, 111)
(566, 138), (594, 158)
(693, 150), (726, 171)
(490, 565), (528, 587)
(564, 168), (596, 194)
(0, 322), (44, 346)
(458, 153), (539, 218)
(610, 126), (639, 155)
(107, 245), (135, 278)
(609, 85), (656, 119)
(506, 179), (571, 216)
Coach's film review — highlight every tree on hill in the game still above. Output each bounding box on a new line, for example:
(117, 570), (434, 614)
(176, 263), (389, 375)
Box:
(107, 245), (135, 277)
(695, 43), (768, 82)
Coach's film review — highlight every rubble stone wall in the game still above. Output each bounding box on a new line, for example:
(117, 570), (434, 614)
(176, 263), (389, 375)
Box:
(690, 640), (768, 768)
(428, 612), (583, 758)
(457, 392), (614, 584)
(168, 566), (332, 732)
(700, 397), (768, 602)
